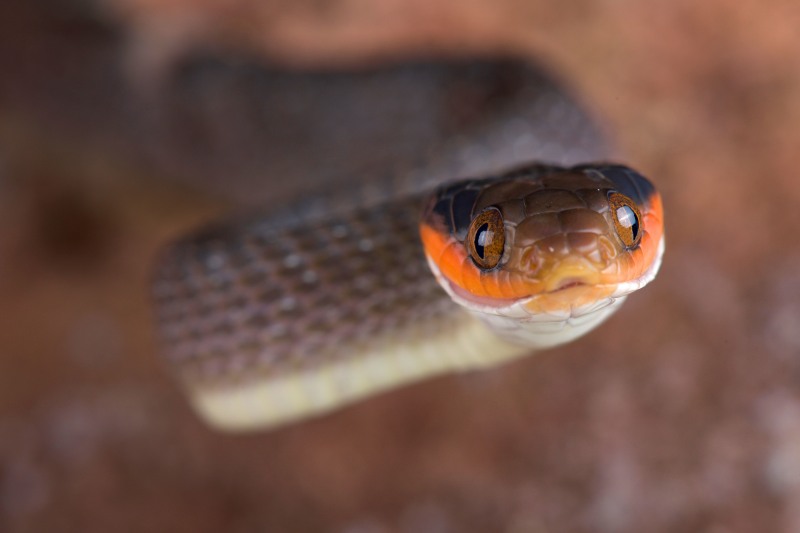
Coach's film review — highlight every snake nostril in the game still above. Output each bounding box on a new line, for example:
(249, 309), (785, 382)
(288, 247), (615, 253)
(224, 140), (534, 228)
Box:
(597, 235), (618, 263)
(520, 246), (541, 274)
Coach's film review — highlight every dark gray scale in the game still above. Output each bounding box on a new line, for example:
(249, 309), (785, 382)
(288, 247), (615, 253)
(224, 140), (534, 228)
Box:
(578, 164), (656, 206)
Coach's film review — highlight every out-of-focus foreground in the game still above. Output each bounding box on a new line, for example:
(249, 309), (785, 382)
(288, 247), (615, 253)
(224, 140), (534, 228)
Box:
(1, 1), (800, 532)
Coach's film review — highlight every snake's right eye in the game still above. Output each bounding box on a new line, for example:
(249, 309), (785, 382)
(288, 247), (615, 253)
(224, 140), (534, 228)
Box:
(467, 208), (505, 270)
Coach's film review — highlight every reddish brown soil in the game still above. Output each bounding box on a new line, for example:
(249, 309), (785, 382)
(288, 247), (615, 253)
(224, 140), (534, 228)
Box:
(2, 1), (800, 532)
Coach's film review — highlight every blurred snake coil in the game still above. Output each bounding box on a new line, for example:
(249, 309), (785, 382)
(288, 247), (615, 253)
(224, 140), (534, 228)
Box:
(152, 58), (665, 431)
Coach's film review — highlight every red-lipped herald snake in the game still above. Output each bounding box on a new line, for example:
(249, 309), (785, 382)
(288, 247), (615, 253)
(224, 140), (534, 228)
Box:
(152, 59), (665, 431)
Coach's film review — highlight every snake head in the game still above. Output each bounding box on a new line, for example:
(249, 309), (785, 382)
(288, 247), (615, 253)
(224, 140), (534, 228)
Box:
(419, 163), (664, 346)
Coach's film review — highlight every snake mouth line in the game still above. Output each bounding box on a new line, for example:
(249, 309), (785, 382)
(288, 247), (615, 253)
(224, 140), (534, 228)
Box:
(550, 279), (588, 292)
(439, 270), (598, 311)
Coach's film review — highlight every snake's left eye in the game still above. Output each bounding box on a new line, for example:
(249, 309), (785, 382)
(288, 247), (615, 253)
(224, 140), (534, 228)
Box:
(467, 207), (505, 270)
(608, 192), (643, 248)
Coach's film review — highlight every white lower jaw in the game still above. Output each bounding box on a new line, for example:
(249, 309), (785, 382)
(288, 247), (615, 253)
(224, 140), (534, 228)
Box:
(471, 295), (627, 349)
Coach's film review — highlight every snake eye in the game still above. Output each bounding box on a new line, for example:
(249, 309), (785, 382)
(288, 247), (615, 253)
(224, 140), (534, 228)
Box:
(467, 208), (505, 270)
(608, 192), (643, 248)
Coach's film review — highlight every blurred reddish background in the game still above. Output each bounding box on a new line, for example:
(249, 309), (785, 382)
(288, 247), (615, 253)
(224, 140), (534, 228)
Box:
(1, 1), (800, 532)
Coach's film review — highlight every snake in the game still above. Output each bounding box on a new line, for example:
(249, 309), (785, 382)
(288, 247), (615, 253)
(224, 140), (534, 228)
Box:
(151, 58), (665, 432)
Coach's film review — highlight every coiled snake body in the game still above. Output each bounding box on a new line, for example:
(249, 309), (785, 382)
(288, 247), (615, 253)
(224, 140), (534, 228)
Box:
(152, 58), (664, 431)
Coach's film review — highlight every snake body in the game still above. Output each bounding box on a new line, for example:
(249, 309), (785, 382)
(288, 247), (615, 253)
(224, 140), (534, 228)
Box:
(152, 59), (664, 431)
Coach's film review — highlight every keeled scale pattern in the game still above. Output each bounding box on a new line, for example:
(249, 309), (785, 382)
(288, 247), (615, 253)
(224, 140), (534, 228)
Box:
(152, 194), (457, 389)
